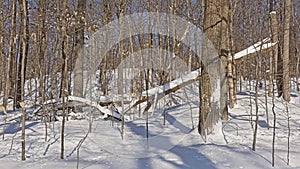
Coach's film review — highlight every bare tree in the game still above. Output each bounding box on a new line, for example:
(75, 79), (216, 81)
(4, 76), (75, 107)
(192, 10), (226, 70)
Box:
(60, 0), (68, 159)
(271, 73), (276, 167)
(252, 52), (260, 151)
(19, 0), (29, 161)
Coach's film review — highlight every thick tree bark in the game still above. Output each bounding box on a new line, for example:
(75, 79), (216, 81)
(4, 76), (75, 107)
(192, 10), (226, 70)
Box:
(73, 0), (86, 98)
(283, 0), (291, 102)
(226, 0), (236, 109)
(202, 0), (231, 123)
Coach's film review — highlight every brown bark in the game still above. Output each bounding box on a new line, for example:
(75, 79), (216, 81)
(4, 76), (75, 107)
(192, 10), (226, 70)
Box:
(60, 0), (67, 159)
(202, 0), (231, 123)
(0, 3), (3, 92)
(283, 0), (291, 102)
(73, 0), (86, 98)
(3, 0), (17, 109)
(19, 0), (29, 161)
(270, 11), (279, 97)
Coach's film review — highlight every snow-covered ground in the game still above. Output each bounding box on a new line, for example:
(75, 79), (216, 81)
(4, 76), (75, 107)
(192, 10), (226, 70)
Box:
(1, 82), (300, 169)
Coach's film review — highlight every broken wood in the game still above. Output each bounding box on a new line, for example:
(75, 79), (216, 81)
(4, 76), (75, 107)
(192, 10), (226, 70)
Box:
(124, 70), (201, 114)
(234, 38), (276, 62)
(33, 96), (122, 120)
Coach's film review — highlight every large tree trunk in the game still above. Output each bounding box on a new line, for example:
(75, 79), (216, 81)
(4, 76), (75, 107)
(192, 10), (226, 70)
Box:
(202, 0), (231, 125)
(282, 0), (291, 102)
(73, 0), (86, 98)
(226, 0), (236, 109)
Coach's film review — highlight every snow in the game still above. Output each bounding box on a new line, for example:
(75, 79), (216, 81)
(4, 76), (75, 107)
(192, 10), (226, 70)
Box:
(1, 81), (300, 169)
(234, 38), (276, 60)
(270, 11), (277, 14)
(98, 95), (112, 103)
(141, 70), (199, 96)
(32, 96), (121, 120)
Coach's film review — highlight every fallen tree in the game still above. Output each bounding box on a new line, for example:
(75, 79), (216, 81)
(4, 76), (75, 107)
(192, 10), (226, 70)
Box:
(234, 38), (276, 62)
(124, 70), (201, 114)
(33, 96), (122, 120)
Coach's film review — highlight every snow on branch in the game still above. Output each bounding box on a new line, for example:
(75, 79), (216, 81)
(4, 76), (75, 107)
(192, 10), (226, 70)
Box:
(142, 70), (200, 97)
(234, 38), (276, 61)
(125, 70), (201, 114)
(6, 113), (22, 122)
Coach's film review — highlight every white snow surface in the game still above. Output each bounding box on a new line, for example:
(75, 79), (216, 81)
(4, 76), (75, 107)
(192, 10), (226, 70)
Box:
(1, 83), (300, 169)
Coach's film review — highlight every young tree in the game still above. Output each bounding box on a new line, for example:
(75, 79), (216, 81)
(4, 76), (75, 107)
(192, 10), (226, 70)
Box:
(19, 0), (29, 161)
(60, 0), (68, 159)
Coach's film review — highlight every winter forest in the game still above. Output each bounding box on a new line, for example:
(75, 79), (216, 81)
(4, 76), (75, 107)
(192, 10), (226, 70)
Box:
(0, 0), (300, 168)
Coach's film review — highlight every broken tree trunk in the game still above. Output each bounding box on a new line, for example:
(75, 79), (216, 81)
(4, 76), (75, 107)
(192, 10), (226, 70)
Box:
(33, 96), (122, 120)
(124, 70), (201, 114)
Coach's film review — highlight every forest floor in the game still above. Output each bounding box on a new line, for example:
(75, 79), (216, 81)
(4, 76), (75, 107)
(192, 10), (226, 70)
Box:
(0, 83), (300, 169)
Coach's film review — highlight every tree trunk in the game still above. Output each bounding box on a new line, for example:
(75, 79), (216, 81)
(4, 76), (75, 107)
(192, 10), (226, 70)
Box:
(60, 0), (67, 159)
(252, 56), (259, 151)
(202, 0), (230, 122)
(270, 10), (279, 97)
(19, 0), (29, 161)
(3, 0), (17, 109)
(283, 0), (291, 102)
(17, 0), (29, 108)
(73, 0), (86, 98)
(0, 4), (3, 93)
(272, 75), (276, 167)
(296, 52), (300, 91)
(226, 0), (236, 109)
